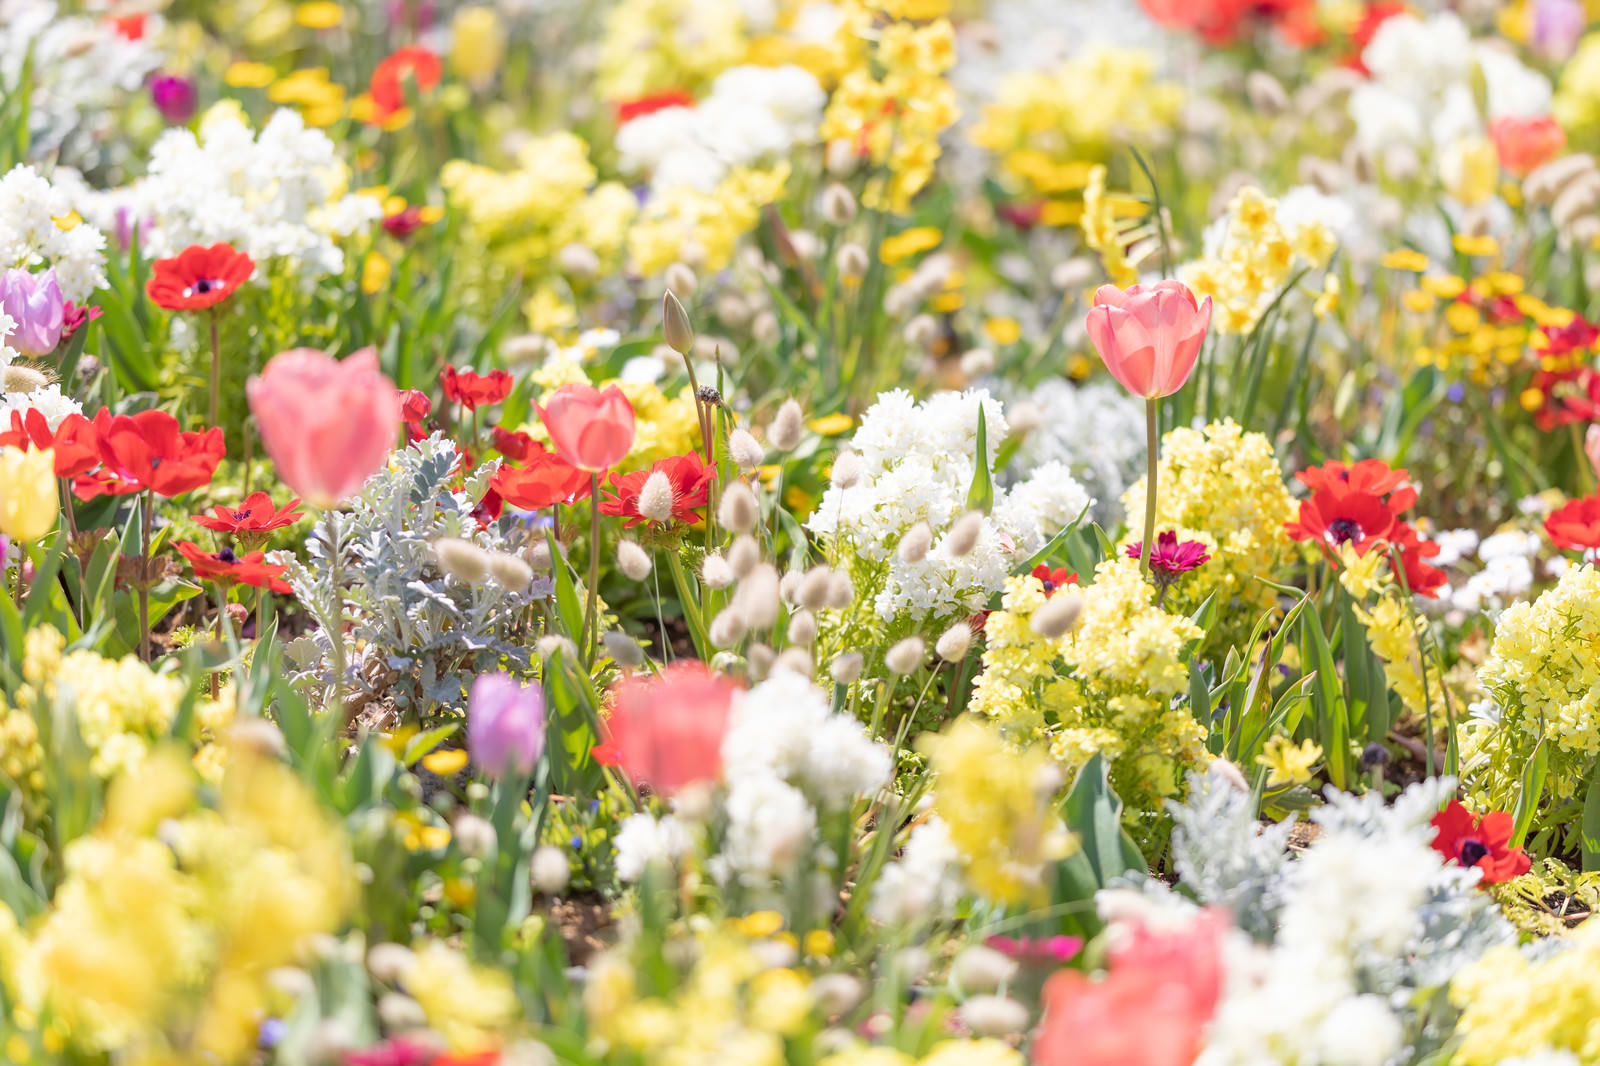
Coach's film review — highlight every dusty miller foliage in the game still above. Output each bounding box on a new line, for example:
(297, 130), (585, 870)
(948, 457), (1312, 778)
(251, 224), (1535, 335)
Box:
(277, 434), (552, 715)
(1168, 764), (1296, 941)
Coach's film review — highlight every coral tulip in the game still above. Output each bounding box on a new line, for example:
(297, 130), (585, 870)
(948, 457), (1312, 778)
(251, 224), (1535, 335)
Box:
(1085, 281), (1211, 400)
(0, 268), (65, 357)
(607, 662), (740, 795)
(468, 673), (546, 780)
(247, 347), (402, 508)
(536, 383), (636, 472)
(1490, 116), (1566, 177)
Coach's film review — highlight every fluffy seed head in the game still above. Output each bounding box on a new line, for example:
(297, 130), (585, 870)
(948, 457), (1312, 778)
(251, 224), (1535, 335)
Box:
(727, 534), (760, 578)
(1, 365), (48, 394)
(556, 243), (599, 277)
(953, 946), (1018, 994)
(768, 399), (804, 451)
(733, 562), (781, 630)
(531, 844), (571, 895)
(434, 537), (491, 584)
(616, 539), (653, 581)
(528, 540), (553, 572)
(775, 648), (812, 676)
(898, 522), (932, 563)
(537, 634), (578, 660)
(747, 642), (776, 680)
(835, 241), (869, 278)
(1029, 590), (1085, 638)
(885, 636), (925, 676)
(702, 553), (735, 589)
(709, 606), (749, 647)
(825, 571), (854, 609)
(797, 566), (832, 610)
(935, 623), (972, 662)
(944, 511), (984, 557)
(487, 551), (534, 592)
(728, 428), (764, 469)
(603, 630), (646, 668)
(718, 481), (760, 533)
(453, 813), (496, 858)
(959, 348), (994, 378)
(831, 451), (863, 490)
(959, 996), (1030, 1039)
(829, 652), (864, 684)
(664, 261), (697, 298)
(821, 182), (857, 225)
(787, 609), (817, 646)
(637, 471), (676, 525)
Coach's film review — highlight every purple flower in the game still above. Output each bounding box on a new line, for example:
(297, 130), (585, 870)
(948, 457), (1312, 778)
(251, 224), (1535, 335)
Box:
(149, 73), (197, 125)
(468, 673), (545, 780)
(0, 269), (64, 357)
(1534, 0), (1585, 61)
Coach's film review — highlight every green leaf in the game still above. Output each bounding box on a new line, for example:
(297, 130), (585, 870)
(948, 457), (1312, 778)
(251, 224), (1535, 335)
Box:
(1581, 757), (1600, 872)
(1061, 753), (1146, 885)
(1512, 739), (1549, 850)
(1300, 606), (1350, 790)
(1013, 501), (1091, 578)
(965, 404), (994, 514)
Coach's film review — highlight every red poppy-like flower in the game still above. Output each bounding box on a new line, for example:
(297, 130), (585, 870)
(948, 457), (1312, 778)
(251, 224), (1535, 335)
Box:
(1532, 367), (1600, 430)
(600, 451), (717, 528)
(370, 46), (442, 120)
(193, 491), (305, 536)
(441, 365), (513, 410)
(110, 13), (146, 39)
(1125, 530), (1212, 579)
(82, 408), (225, 498)
(399, 388), (432, 424)
(1387, 521), (1448, 599)
(145, 243), (255, 311)
(490, 444), (591, 510)
(1546, 495), (1600, 551)
(615, 90), (693, 124)
(177, 541), (292, 593)
(1285, 490), (1401, 555)
(1295, 458), (1416, 509)
(1430, 800), (1531, 884)
(1139, 0), (1315, 45)
(491, 426), (538, 463)
(0, 409), (101, 478)
(1534, 315), (1600, 363)
(60, 300), (102, 342)
(1030, 564), (1078, 596)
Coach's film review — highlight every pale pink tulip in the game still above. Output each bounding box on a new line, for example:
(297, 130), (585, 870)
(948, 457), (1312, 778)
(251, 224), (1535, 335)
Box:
(1085, 281), (1212, 399)
(537, 383), (636, 472)
(247, 346), (401, 508)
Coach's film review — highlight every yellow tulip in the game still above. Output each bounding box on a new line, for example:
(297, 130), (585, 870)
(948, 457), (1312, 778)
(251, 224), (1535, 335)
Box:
(0, 446), (58, 543)
(450, 7), (506, 88)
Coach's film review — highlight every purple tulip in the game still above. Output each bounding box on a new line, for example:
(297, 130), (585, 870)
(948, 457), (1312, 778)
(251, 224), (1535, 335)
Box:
(468, 673), (545, 780)
(149, 73), (198, 125)
(0, 269), (64, 358)
(1534, 0), (1585, 61)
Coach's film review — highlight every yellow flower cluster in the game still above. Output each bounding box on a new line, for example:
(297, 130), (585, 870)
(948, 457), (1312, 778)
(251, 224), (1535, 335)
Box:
(1555, 31), (1600, 139)
(1179, 186), (1337, 335)
(440, 133), (637, 333)
(822, 1041), (1023, 1066)
(1119, 420), (1299, 649)
(4, 749), (351, 1062)
(0, 628), (234, 821)
(596, 0), (751, 101)
(970, 48), (1182, 204)
(1458, 564), (1600, 814)
(1451, 918), (1600, 1064)
(922, 715), (1075, 904)
(405, 940), (519, 1051)
(628, 164), (792, 277)
(819, 2), (959, 214)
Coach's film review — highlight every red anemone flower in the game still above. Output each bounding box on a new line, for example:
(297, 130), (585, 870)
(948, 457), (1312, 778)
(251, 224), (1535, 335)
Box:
(382, 206), (436, 239)
(370, 46), (442, 120)
(1285, 490), (1400, 555)
(177, 541), (292, 593)
(1430, 800), (1531, 884)
(490, 444), (591, 510)
(1295, 457), (1416, 509)
(1387, 521), (1448, 598)
(615, 90), (694, 123)
(1534, 315), (1600, 363)
(491, 425), (538, 463)
(0, 409), (101, 478)
(146, 243), (255, 311)
(193, 491), (305, 536)
(600, 451), (717, 528)
(82, 409), (224, 498)
(1030, 564), (1078, 596)
(1545, 495), (1600, 551)
(440, 365), (513, 410)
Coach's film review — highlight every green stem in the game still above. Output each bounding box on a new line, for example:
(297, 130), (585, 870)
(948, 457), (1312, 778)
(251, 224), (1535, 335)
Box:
(584, 472), (601, 663)
(1572, 421), (1596, 496)
(1139, 398), (1158, 578)
(324, 508), (347, 720)
(208, 311), (221, 430)
(139, 490), (153, 662)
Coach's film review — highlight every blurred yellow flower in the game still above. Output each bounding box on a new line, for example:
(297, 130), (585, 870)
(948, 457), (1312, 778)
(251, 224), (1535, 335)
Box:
(450, 7), (506, 87)
(362, 251), (391, 294)
(0, 446), (57, 542)
(296, 1), (343, 28)
(223, 61), (276, 89)
(880, 227), (941, 265)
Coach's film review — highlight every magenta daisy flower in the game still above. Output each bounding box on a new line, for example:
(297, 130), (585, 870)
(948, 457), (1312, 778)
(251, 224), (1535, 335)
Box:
(1124, 530), (1210, 599)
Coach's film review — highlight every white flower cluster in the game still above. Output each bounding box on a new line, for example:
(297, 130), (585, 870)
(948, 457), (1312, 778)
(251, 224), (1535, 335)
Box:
(615, 65), (825, 194)
(807, 388), (1092, 623)
(1168, 775), (1515, 1066)
(80, 108), (382, 282)
(613, 812), (692, 883)
(1350, 11), (1551, 159)
(869, 815), (964, 927)
(0, 0), (164, 170)
(0, 310), (16, 367)
(1423, 526), (1543, 618)
(1006, 378), (1144, 528)
(0, 383), (83, 428)
(714, 668), (892, 882)
(0, 165), (108, 303)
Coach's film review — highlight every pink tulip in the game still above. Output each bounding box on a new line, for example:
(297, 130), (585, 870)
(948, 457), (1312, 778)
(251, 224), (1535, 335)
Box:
(606, 662), (740, 795)
(537, 383), (636, 472)
(247, 346), (401, 508)
(1034, 908), (1228, 1066)
(1085, 281), (1212, 399)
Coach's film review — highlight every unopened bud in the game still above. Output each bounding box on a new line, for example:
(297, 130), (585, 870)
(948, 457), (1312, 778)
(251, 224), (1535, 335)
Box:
(830, 652), (864, 684)
(616, 539), (653, 581)
(488, 550), (533, 592)
(663, 290), (695, 355)
(702, 553), (735, 589)
(831, 451), (863, 490)
(898, 522), (932, 563)
(718, 481), (760, 533)
(935, 623), (972, 662)
(728, 428), (764, 469)
(1029, 590), (1085, 638)
(821, 183), (857, 225)
(603, 630), (646, 668)
(434, 537), (491, 584)
(638, 471), (676, 524)
(885, 636), (925, 676)
(768, 399), (804, 451)
(787, 609), (817, 646)
(728, 534), (760, 577)
(944, 511), (984, 557)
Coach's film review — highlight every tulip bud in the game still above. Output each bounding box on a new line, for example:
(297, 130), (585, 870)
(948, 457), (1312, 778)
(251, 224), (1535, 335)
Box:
(830, 652), (864, 684)
(0, 445), (56, 543)
(935, 623), (972, 662)
(603, 630), (646, 668)
(710, 606), (749, 647)
(487, 550), (533, 592)
(718, 481), (760, 533)
(787, 609), (817, 646)
(702, 553), (735, 589)
(663, 290), (695, 355)
(616, 539), (653, 581)
(1030, 590), (1085, 638)
(728, 534), (760, 578)
(434, 537), (492, 584)
(898, 522), (932, 563)
(728, 428), (764, 469)
(469, 674), (546, 780)
(831, 451), (863, 490)
(885, 637), (925, 676)
(944, 511), (984, 557)
(768, 399), (804, 451)
(450, 7), (506, 87)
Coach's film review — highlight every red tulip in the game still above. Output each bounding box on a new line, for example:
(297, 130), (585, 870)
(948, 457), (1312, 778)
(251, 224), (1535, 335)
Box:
(145, 242), (254, 311)
(536, 383), (636, 472)
(399, 389), (432, 424)
(606, 662), (740, 795)
(247, 347), (402, 508)
(1036, 909), (1227, 1066)
(1085, 281), (1211, 399)
(1490, 116), (1567, 177)
(83, 409), (224, 498)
